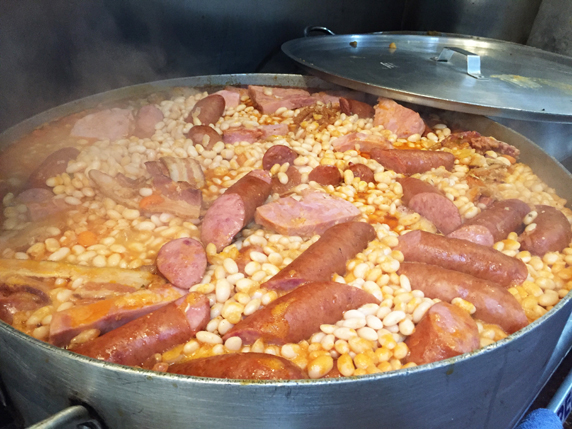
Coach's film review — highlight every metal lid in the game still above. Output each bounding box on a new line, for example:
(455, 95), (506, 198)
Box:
(282, 34), (572, 123)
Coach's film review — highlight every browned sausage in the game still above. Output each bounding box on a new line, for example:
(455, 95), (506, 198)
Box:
(396, 230), (528, 287)
(168, 353), (306, 380)
(520, 205), (572, 256)
(223, 281), (379, 345)
(271, 166), (302, 195)
(186, 125), (223, 150)
(72, 293), (209, 366)
(347, 163), (375, 183)
(405, 302), (480, 365)
(26, 147), (80, 189)
(186, 94), (225, 125)
(448, 199), (530, 246)
(262, 145), (298, 171)
(156, 238), (207, 289)
(308, 165), (342, 186)
(370, 148), (455, 175)
(339, 97), (375, 119)
(201, 171), (272, 251)
(398, 177), (462, 235)
(398, 262), (528, 334)
(263, 221), (376, 291)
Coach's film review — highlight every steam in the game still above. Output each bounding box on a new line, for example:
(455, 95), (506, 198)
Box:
(0, 0), (174, 133)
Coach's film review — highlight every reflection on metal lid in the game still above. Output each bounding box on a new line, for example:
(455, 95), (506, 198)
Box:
(282, 34), (572, 123)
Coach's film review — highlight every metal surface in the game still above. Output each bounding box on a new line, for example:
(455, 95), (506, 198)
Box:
(282, 34), (572, 122)
(0, 74), (572, 429)
(27, 405), (103, 429)
(433, 47), (484, 79)
(547, 368), (572, 422)
(401, 0), (543, 45)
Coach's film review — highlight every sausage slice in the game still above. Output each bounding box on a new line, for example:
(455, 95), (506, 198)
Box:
(520, 205), (572, 256)
(398, 177), (462, 235)
(339, 97), (374, 119)
(186, 94), (225, 125)
(168, 353), (306, 380)
(308, 165), (342, 186)
(201, 171), (272, 252)
(156, 238), (207, 289)
(405, 302), (480, 365)
(262, 145), (298, 171)
(223, 281), (379, 345)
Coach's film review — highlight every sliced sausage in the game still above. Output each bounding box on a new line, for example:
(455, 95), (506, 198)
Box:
(405, 302), (480, 365)
(520, 205), (572, 256)
(156, 238), (207, 289)
(262, 145), (298, 171)
(201, 171), (272, 252)
(448, 199), (530, 246)
(72, 292), (210, 366)
(271, 166), (302, 195)
(398, 262), (528, 334)
(396, 230), (528, 287)
(49, 286), (185, 347)
(308, 165), (342, 186)
(255, 190), (361, 237)
(223, 281), (379, 345)
(187, 125), (223, 150)
(26, 147), (80, 189)
(398, 177), (462, 235)
(370, 148), (455, 175)
(186, 94), (225, 125)
(168, 353), (306, 380)
(347, 163), (375, 183)
(339, 97), (375, 119)
(263, 221), (376, 291)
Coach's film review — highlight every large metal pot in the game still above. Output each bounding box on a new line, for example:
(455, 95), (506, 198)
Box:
(1, 74), (572, 429)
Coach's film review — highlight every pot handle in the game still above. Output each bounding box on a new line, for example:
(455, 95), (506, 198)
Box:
(304, 26), (336, 37)
(26, 405), (104, 429)
(432, 47), (485, 80)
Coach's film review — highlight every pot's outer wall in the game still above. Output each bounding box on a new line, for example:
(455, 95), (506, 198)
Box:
(1, 75), (572, 429)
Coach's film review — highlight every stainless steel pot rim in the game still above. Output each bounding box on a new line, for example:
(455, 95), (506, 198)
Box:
(1, 73), (570, 386)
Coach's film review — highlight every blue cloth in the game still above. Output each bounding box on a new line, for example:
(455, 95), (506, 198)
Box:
(516, 409), (562, 429)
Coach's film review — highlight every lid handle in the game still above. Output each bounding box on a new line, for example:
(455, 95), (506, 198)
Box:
(433, 47), (485, 80)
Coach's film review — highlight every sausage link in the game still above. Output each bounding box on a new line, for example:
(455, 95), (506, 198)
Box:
(448, 199), (530, 246)
(223, 281), (379, 345)
(201, 171), (272, 251)
(186, 94), (225, 125)
(405, 302), (480, 365)
(72, 293), (210, 366)
(520, 205), (572, 256)
(263, 221), (376, 291)
(168, 353), (307, 380)
(398, 177), (462, 235)
(398, 262), (528, 334)
(396, 230), (528, 287)
(339, 97), (375, 119)
(370, 148), (454, 175)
